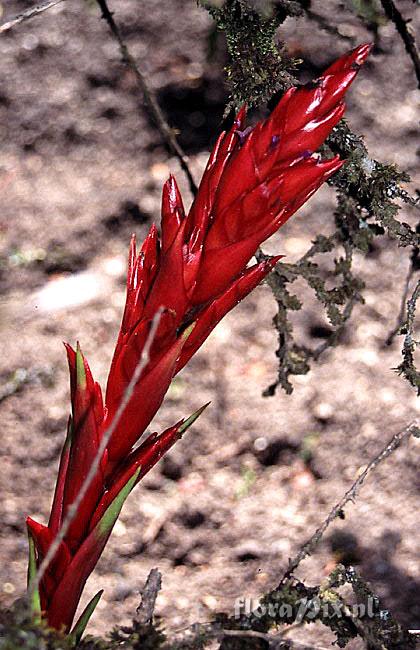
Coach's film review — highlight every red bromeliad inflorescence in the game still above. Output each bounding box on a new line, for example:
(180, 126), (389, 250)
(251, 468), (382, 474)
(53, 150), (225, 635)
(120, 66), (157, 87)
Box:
(26, 45), (370, 634)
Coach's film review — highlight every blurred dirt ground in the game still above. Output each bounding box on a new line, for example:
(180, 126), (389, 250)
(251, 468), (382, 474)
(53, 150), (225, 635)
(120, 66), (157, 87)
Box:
(0, 1), (419, 647)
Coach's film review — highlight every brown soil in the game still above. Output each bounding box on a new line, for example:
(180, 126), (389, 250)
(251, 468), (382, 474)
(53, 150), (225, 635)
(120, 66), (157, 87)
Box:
(0, 1), (419, 648)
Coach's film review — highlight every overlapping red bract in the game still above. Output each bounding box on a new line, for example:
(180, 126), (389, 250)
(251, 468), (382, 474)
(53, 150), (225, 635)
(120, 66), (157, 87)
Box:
(26, 44), (370, 633)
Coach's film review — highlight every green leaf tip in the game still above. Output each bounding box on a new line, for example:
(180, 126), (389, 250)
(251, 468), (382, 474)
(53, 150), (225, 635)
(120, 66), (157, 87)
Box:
(97, 467), (141, 538)
(27, 532), (41, 620)
(71, 589), (103, 643)
(75, 342), (87, 390)
(179, 402), (210, 435)
(181, 322), (196, 341)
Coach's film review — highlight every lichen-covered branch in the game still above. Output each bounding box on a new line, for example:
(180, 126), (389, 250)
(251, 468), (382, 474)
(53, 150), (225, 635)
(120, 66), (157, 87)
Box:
(199, 0), (302, 111)
(396, 278), (420, 393)
(202, 0), (420, 395)
(385, 238), (419, 346)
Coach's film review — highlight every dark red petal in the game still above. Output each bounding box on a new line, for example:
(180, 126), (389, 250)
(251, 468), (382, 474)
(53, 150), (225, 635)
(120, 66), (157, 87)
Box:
(281, 44), (371, 135)
(143, 219), (189, 321)
(191, 233), (267, 305)
(186, 106), (246, 244)
(62, 346), (105, 550)
(178, 258), (280, 371)
(161, 175), (185, 254)
(105, 329), (191, 464)
(90, 422), (183, 529)
(272, 102), (345, 166)
(48, 416), (72, 536)
(107, 227), (161, 399)
(26, 517), (72, 593)
(275, 155), (342, 204)
(322, 42), (372, 76)
(212, 46), (368, 220)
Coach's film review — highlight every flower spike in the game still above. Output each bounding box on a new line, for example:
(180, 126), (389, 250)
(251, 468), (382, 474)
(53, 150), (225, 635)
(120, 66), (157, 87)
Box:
(26, 45), (370, 634)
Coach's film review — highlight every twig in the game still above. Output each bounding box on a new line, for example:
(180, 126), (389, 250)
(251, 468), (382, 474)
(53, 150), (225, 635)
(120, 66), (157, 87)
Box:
(311, 295), (357, 361)
(220, 628), (329, 648)
(220, 629), (273, 642)
(385, 261), (415, 345)
(259, 235), (361, 395)
(28, 308), (164, 598)
(95, 0), (198, 197)
(305, 8), (355, 43)
(396, 278), (420, 392)
(220, 630), (328, 650)
(279, 420), (419, 583)
(0, 0), (66, 34)
(176, 622), (330, 649)
(378, 0), (420, 88)
(136, 568), (162, 625)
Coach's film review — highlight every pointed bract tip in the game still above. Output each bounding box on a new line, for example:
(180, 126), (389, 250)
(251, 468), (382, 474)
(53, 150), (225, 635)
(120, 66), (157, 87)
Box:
(71, 589), (104, 643)
(179, 401), (211, 435)
(75, 342), (87, 390)
(324, 154), (345, 175)
(27, 531), (41, 619)
(129, 233), (137, 252)
(97, 467), (141, 538)
(235, 105), (247, 129)
(63, 341), (75, 353)
(26, 515), (40, 532)
(353, 42), (373, 66)
(181, 322), (196, 341)
(266, 254), (283, 269)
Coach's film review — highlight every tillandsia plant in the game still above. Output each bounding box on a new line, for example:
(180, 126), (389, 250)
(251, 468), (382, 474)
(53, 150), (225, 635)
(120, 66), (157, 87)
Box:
(25, 44), (370, 636)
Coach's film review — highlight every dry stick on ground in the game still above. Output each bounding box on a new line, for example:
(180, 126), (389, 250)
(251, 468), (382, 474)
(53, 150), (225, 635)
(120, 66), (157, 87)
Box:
(385, 261), (416, 345)
(220, 631), (331, 650)
(0, 0), (66, 34)
(176, 620), (329, 649)
(95, 0), (198, 197)
(136, 568), (162, 625)
(378, 0), (420, 88)
(28, 308), (164, 600)
(279, 420), (419, 584)
(167, 421), (418, 650)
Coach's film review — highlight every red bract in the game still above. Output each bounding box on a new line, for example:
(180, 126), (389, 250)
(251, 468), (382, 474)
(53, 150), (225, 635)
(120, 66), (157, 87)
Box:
(26, 44), (370, 635)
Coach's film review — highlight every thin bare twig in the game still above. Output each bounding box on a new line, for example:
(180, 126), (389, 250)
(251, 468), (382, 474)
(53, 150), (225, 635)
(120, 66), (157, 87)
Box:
(379, 0), (420, 88)
(305, 8), (355, 43)
(175, 622), (329, 649)
(95, 0), (198, 197)
(136, 568), (162, 625)
(0, 0), (66, 34)
(311, 295), (358, 361)
(385, 261), (416, 345)
(279, 420), (419, 583)
(28, 308), (164, 598)
(220, 631), (331, 650)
